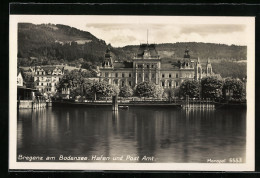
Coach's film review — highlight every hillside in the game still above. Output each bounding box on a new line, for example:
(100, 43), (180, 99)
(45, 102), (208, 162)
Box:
(18, 23), (128, 67)
(120, 43), (247, 61)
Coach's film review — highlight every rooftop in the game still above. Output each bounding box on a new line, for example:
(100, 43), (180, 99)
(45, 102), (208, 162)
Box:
(136, 44), (159, 58)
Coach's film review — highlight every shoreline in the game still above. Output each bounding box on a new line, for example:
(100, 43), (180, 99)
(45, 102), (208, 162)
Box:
(51, 100), (246, 110)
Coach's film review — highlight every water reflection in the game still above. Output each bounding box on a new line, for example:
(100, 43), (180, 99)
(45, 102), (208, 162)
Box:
(17, 107), (246, 162)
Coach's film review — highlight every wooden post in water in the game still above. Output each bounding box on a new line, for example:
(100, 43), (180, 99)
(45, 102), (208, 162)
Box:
(112, 95), (118, 111)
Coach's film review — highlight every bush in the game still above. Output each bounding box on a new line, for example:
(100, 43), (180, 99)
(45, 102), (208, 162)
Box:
(119, 85), (133, 97)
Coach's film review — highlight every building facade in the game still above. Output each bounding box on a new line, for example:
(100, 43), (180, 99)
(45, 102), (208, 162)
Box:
(17, 71), (24, 87)
(99, 44), (220, 88)
(33, 66), (65, 92)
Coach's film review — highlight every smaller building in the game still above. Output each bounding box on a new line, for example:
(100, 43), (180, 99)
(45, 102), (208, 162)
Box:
(33, 66), (65, 93)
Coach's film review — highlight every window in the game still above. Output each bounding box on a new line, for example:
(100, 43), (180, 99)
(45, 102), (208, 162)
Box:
(152, 74), (155, 78)
(122, 81), (125, 86)
(176, 82), (179, 87)
(122, 73), (125, 78)
(129, 81), (132, 86)
(115, 73), (118, 77)
(129, 73), (131, 77)
(162, 81), (165, 87)
(41, 83), (43, 86)
(162, 74), (165, 78)
(145, 74), (148, 78)
(147, 65), (149, 68)
(138, 65), (142, 68)
(198, 68), (201, 73)
(139, 73), (141, 78)
(176, 74), (179, 78)
(169, 74), (172, 78)
(37, 71), (39, 75)
(152, 65), (154, 68)
(169, 82), (172, 87)
(105, 73), (109, 77)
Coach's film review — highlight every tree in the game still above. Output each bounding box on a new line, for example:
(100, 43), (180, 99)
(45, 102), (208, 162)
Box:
(56, 69), (86, 92)
(179, 80), (200, 98)
(119, 85), (133, 97)
(135, 81), (164, 98)
(90, 81), (115, 100)
(163, 88), (175, 101)
(222, 78), (245, 100)
(112, 85), (120, 96)
(201, 76), (223, 99)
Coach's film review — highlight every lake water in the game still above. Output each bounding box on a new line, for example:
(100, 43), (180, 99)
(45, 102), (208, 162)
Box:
(17, 106), (246, 163)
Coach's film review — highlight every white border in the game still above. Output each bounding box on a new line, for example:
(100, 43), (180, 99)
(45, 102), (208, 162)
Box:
(9, 15), (255, 171)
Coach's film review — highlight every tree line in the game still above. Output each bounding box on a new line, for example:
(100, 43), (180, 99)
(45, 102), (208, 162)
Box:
(54, 70), (246, 101)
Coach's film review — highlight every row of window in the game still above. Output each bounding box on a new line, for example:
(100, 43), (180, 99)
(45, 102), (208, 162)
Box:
(103, 72), (194, 79)
(36, 77), (61, 81)
(161, 81), (179, 87)
(113, 80), (132, 86)
(105, 73), (132, 78)
(162, 73), (178, 78)
(37, 83), (57, 86)
(36, 71), (62, 75)
(137, 64), (155, 69)
(161, 73), (193, 78)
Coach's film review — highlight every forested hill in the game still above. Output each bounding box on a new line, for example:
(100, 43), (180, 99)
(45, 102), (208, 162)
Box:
(18, 23), (128, 67)
(121, 43), (247, 60)
(18, 23), (247, 79)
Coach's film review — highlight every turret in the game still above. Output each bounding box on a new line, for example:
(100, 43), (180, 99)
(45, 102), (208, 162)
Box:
(206, 58), (212, 75)
(184, 47), (190, 58)
(102, 47), (113, 68)
(195, 57), (202, 80)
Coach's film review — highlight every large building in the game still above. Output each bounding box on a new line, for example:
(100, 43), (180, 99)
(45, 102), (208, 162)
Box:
(99, 44), (220, 88)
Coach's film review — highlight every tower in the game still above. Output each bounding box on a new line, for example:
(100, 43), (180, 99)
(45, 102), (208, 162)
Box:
(182, 47), (191, 69)
(206, 58), (212, 75)
(102, 47), (113, 68)
(195, 57), (202, 80)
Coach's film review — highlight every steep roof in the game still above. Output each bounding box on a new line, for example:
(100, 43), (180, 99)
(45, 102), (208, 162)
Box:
(137, 44), (159, 58)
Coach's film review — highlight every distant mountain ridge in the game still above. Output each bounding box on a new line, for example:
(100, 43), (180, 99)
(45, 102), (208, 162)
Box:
(121, 42), (247, 61)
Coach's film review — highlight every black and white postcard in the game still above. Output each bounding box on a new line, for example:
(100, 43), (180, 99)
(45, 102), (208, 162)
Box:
(9, 15), (255, 171)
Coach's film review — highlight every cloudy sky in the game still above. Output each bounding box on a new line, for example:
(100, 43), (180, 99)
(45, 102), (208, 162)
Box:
(11, 15), (253, 47)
